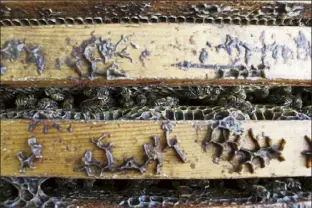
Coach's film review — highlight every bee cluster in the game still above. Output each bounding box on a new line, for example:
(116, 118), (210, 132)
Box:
(0, 177), (311, 207)
(0, 86), (311, 120)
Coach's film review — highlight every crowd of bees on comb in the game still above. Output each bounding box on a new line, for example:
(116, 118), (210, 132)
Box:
(0, 86), (311, 120)
(1, 2), (311, 208)
(0, 177), (311, 207)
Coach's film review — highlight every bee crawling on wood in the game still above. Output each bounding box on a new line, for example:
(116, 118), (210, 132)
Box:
(15, 93), (37, 110)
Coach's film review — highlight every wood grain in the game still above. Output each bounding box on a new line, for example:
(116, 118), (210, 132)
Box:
(1, 120), (311, 179)
(1, 24), (311, 87)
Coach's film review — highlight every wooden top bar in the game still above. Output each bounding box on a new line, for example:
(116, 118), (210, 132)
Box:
(1, 24), (311, 87)
(1, 120), (311, 179)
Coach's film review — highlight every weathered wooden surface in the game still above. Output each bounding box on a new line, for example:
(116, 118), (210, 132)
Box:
(1, 24), (311, 87)
(1, 120), (311, 179)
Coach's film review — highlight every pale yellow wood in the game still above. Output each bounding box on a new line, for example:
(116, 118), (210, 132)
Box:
(1, 120), (311, 179)
(1, 24), (311, 86)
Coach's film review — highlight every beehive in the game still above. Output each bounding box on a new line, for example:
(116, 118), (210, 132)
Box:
(0, 1), (311, 207)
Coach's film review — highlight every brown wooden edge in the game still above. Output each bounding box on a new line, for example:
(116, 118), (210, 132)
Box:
(1, 78), (312, 88)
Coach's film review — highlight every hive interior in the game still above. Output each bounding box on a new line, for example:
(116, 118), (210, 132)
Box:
(0, 177), (311, 207)
(1, 86), (311, 120)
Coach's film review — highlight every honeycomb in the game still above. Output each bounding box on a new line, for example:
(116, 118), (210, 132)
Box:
(1, 3), (311, 27)
(0, 86), (310, 121)
(0, 177), (311, 207)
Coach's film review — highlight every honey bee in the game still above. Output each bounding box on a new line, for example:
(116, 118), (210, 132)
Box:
(285, 178), (301, 190)
(267, 180), (287, 193)
(62, 94), (75, 110)
(301, 105), (312, 117)
(80, 98), (111, 112)
(136, 94), (147, 106)
(120, 88), (135, 108)
(154, 96), (179, 107)
(83, 87), (110, 100)
(44, 87), (65, 101)
(281, 86), (292, 95)
(0, 87), (17, 100)
(15, 93), (37, 109)
(37, 98), (58, 110)
(235, 90), (247, 100)
(221, 95), (253, 114)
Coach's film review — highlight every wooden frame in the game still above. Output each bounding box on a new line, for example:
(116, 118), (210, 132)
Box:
(1, 120), (311, 179)
(1, 24), (311, 87)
